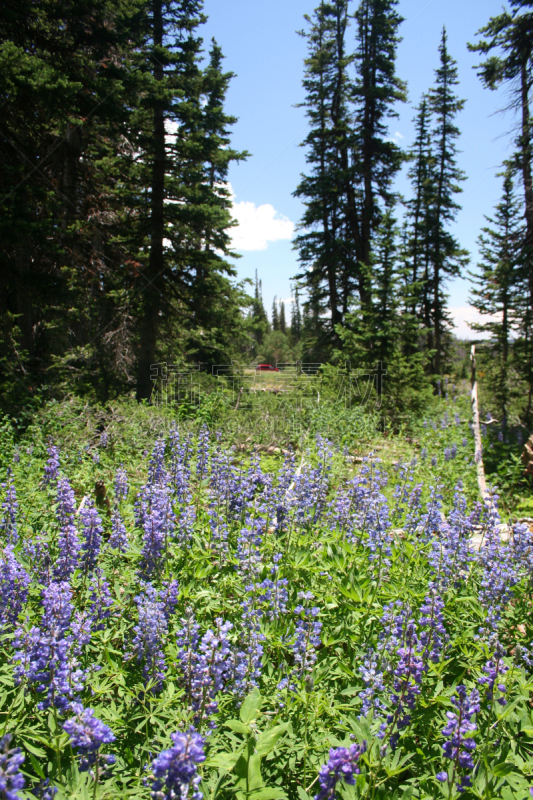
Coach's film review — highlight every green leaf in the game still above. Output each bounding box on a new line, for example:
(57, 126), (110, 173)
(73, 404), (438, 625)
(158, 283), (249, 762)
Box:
(248, 753), (263, 791)
(20, 738), (46, 759)
(491, 761), (515, 777)
(206, 752), (242, 772)
(255, 725), (288, 757)
(226, 720), (252, 735)
(246, 789), (287, 800)
(297, 787), (311, 800)
(240, 688), (262, 724)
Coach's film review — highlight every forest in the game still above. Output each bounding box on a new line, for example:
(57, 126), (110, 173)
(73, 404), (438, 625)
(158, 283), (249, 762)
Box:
(0, 0), (531, 424)
(3, 1), (533, 800)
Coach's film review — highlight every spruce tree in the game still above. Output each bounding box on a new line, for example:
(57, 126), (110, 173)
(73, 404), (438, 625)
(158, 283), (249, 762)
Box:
(249, 270), (270, 347)
(291, 287), (302, 344)
(469, 164), (525, 421)
(428, 28), (468, 374)
(293, 0), (406, 344)
(404, 95), (435, 329)
(293, 0), (352, 338)
(272, 296), (279, 331)
(279, 301), (287, 335)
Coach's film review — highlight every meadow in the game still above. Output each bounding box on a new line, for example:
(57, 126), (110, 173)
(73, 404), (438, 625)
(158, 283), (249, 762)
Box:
(1, 386), (533, 800)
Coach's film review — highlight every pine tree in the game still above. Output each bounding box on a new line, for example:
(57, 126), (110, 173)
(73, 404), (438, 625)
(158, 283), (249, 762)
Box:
(272, 296), (279, 331)
(290, 287), (302, 344)
(249, 270), (270, 347)
(351, 0), (406, 305)
(293, 0), (353, 339)
(428, 28), (468, 374)
(469, 164), (525, 421)
(404, 95), (435, 329)
(469, 1), (533, 414)
(293, 0), (406, 346)
(0, 0), (142, 399)
(279, 301), (287, 334)
(131, 0), (247, 398)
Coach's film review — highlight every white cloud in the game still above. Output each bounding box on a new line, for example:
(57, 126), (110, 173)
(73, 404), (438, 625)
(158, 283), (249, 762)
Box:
(386, 131), (404, 144)
(449, 306), (500, 340)
(229, 186), (294, 251)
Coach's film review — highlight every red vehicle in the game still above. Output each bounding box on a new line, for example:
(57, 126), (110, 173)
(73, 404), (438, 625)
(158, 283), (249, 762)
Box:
(255, 364), (279, 372)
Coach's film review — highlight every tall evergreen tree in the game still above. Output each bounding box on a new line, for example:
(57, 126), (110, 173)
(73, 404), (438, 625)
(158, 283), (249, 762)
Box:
(279, 301), (287, 335)
(293, 0), (352, 338)
(271, 296), (279, 331)
(293, 0), (406, 343)
(249, 270), (270, 347)
(404, 95), (434, 329)
(469, 2), (533, 413)
(131, 0), (247, 398)
(290, 287), (302, 344)
(469, 164), (525, 421)
(428, 28), (468, 374)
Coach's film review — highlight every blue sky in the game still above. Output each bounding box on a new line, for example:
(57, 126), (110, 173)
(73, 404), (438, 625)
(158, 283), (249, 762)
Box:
(201, 0), (515, 338)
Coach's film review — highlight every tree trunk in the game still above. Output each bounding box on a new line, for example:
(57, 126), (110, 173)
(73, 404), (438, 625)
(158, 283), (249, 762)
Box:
(136, 0), (165, 402)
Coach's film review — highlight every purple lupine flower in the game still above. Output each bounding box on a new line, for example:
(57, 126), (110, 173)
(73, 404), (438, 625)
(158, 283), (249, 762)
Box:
(63, 702), (115, 776)
(437, 685), (480, 793)
(231, 593), (265, 697)
(358, 650), (386, 719)
(314, 742), (367, 800)
(53, 477), (81, 580)
(169, 428), (193, 502)
(92, 452), (100, 465)
(427, 484), (474, 592)
(99, 431), (108, 448)
(137, 484), (175, 578)
(0, 471), (18, 543)
(12, 582), (86, 710)
(236, 517), (264, 579)
(0, 733), (25, 799)
(31, 778), (57, 799)
(131, 583), (170, 690)
(43, 443), (60, 485)
(478, 641), (508, 705)
(419, 592), (448, 663)
(0, 546), (30, 630)
(148, 439), (168, 486)
(109, 510), (129, 553)
(88, 570), (114, 631)
(150, 728), (205, 800)
(79, 500), (103, 573)
(176, 616), (233, 723)
(114, 467), (128, 502)
(477, 497), (518, 636)
(254, 576), (288, 620)
(160, 580), (180, 619)
(291, 593), (322, 682)
(196, 425), (210, 481)
(177, 505), (196, 546)
(388, 619), (425, 745)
